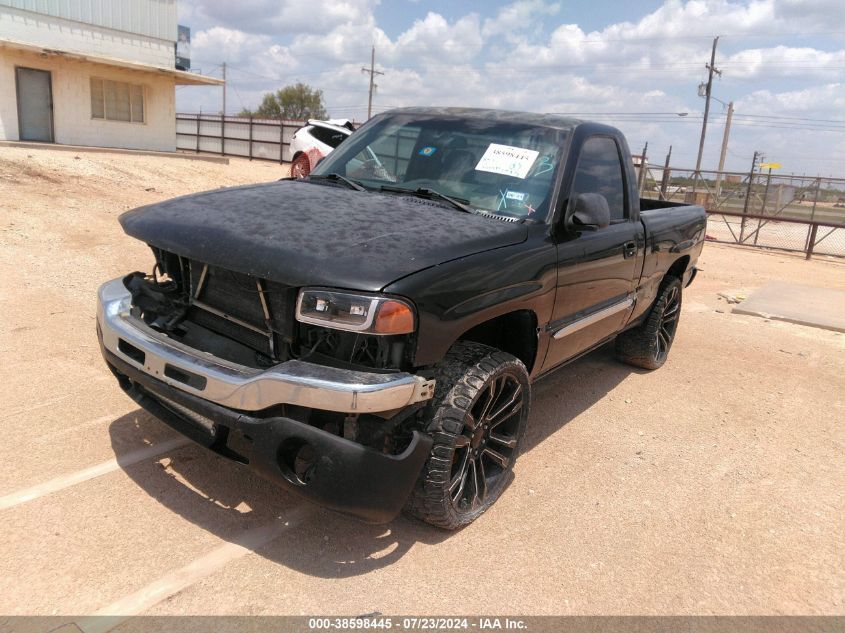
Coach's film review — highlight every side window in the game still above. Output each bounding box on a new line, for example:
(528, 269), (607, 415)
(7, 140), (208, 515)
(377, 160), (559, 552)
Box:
(310, 126), (347, 148)
(570, 137), (627, 221)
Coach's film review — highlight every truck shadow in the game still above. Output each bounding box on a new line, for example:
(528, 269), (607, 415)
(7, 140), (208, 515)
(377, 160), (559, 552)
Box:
(522, 342), (643, 453)
(109, 342), (636, 578)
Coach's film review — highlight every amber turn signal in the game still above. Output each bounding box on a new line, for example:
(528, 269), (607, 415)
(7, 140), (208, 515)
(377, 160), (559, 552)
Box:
(374, 300), (415, 334)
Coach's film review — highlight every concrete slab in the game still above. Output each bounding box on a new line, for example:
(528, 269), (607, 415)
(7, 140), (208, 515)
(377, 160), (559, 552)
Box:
(0, 140), (230, 164)
(733, 281), (845, 332)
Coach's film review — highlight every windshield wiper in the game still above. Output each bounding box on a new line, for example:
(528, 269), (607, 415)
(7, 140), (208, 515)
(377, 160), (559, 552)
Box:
(308, 173), (366, 191)
(380, 185), (474, 214)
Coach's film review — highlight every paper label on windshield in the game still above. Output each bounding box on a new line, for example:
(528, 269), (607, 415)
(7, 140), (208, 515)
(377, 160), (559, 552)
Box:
(475, 144), (539, 179)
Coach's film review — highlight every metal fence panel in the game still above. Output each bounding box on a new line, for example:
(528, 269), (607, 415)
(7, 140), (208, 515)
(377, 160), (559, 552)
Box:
(639, 165), (845, 259)
(176, 113), (306, 164)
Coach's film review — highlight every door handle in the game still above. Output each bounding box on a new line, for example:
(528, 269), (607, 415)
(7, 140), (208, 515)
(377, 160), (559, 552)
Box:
(623, 241), (637, 258)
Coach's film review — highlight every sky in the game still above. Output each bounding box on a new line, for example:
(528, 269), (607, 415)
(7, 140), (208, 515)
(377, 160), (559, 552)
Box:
(175, 0), (845, 175)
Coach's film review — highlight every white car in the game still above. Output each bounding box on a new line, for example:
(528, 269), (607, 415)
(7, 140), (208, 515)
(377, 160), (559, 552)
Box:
(289, 119), (354, 178)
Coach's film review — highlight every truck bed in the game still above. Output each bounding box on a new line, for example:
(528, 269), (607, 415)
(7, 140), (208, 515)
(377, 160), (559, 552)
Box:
(639, 199), (707, 250)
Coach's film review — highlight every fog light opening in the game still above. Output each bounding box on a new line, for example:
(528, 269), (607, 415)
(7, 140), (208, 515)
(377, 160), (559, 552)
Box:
(277, 438), (318, 486)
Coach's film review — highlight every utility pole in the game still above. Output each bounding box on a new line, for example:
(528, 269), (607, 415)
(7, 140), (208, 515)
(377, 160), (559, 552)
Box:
(694, 36), (722, 180)
(221, 61), (227, 116)
(714, 100), (734, 198)
(221, 62), (228, 156)
(637, 142), (648, 193)
(755, 160), (774, 246)
(660, 145), (673, 200)
(740, 150), (758, 242)
(361, 46), (384, 120)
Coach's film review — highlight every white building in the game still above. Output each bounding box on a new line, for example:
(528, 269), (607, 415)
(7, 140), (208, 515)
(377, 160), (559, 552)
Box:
(0, 0), (221, 152)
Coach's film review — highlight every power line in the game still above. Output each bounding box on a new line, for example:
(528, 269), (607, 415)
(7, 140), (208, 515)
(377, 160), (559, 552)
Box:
(726, 122), (845, 132)
(561, 30), (845, 43)
(221, 66), (375, 95)
(210, 56), (845, 81)
(710, 113), (845, 131)
(731, 113), (845, 124)
(225, 64), (335, 82)
(548, 111), (697, 115)
(232, 86), (248, 113)
(187, 56), (845, 141)
(225, 65), (279, 81)
(190, 30), (845, 75)
(407, 60), (845, 71)
(175, 64), (222, 90)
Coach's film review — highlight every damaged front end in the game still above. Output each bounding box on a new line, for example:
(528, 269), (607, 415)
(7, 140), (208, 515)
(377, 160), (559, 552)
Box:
(97, 247), (435, 522)
(121, 247), (298, 370)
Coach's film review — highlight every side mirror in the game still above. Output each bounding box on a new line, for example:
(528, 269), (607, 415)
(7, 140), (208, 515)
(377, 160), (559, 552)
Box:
(567, 193), (611, 232)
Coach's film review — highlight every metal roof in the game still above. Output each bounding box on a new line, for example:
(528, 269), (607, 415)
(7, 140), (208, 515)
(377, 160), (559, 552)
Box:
(0, 37), (223, 86)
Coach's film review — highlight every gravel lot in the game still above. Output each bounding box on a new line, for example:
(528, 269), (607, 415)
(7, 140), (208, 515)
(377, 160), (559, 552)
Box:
(0, 146), (843, 620)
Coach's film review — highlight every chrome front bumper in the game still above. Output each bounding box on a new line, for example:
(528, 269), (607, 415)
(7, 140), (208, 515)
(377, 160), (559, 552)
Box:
(97, 278), (435, 413)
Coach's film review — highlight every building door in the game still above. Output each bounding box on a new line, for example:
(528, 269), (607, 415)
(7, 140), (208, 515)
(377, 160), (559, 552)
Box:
(16, 67), (54, 143)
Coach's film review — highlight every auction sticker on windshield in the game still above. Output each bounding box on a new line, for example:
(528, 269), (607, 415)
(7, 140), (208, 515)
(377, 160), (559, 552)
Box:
(475, 143), (540, 179)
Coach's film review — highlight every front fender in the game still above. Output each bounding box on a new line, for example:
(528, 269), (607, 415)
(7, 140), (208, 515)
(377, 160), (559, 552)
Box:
(384, 233), (557, 371)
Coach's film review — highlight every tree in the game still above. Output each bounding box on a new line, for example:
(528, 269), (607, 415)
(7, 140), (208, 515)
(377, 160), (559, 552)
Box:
(240, 83), (327, 120)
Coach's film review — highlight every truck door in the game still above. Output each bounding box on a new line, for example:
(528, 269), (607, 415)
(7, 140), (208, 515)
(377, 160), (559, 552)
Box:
(542, 135), (644, 371)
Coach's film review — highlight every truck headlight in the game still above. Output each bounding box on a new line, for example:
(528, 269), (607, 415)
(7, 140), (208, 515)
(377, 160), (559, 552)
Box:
(295, 288), (415, 335)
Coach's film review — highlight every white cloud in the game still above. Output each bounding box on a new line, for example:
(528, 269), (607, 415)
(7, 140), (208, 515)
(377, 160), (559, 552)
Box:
(718, 83), (845, 172)
(482, 0), (561, 41)
(772, 0), (845, 28)
(737, 82), (845, 113)
(178, 0), (845, 172)
(392, 12), (484, 62)
(286, 17), (387, 63)
(191, 26), (299, 87)
(599, 0), (776, 40)
(190, 0), (378, 36)
(722, 46), (845, 80)
(192, 27), (268, 64)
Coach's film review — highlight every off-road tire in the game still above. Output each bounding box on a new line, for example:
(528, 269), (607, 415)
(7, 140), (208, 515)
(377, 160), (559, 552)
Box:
(616, 275), (683, 370)
(406, 341), (530, 530)
(291, 153), (311, 178)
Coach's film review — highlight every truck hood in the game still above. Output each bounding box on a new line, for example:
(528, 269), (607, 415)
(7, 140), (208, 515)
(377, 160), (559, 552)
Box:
(119, 179), (528, 291)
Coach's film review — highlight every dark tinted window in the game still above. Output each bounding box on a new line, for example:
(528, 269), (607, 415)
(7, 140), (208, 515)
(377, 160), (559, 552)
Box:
(310, 125), (347, 148)
(570, 137), (626, 221)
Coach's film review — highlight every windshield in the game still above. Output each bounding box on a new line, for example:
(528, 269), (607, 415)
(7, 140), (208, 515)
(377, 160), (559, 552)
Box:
(311, 113), (568, 220)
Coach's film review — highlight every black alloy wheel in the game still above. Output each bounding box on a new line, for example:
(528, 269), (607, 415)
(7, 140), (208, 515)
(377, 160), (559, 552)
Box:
(655, 282), (681, 364)
(616, 275), (683, 370)
(406, 342), (530, 529)
(449, 374), (523, 511)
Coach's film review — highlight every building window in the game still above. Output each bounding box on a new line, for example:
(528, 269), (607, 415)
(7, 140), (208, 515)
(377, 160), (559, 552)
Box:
(90, 78), (145, 123)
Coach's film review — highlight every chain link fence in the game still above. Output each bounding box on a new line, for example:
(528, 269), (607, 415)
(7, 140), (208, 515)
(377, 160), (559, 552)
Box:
(638, 165), (845, 259)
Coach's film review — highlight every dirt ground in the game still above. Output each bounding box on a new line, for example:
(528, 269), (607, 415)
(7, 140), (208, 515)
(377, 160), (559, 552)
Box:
(0, 146), (843, 621)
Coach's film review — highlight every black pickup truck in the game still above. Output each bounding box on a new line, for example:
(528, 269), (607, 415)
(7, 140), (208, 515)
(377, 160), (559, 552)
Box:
(97, 107), (705, 529)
